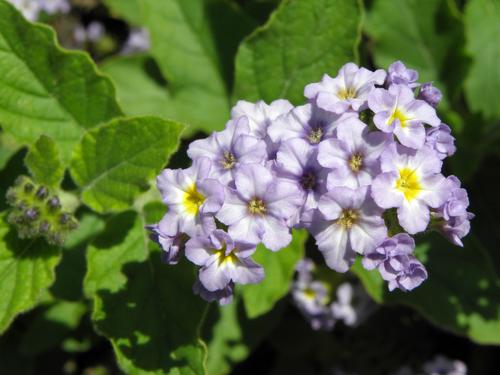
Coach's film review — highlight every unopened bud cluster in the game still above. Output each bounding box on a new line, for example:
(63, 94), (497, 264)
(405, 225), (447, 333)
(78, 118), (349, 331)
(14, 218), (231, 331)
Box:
(6, 176), (77, 246)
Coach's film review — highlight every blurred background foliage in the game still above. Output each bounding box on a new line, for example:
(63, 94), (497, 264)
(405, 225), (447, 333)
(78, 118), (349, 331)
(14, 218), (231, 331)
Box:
(0, 0), (500, 374)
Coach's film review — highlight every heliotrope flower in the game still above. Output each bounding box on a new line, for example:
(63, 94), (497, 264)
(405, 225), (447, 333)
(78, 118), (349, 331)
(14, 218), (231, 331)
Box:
(363, 233), (427, 291)
(371, 143), (450, 234)
(231, 99), (293, 139)
(309, 186), (387, 272)
(431, 176), (474, 247)
(147, 217), (187, 265)
(267, 103), (350, 146)
(422, 355), (467, 375)
(304, 63), (386, 114)
(188, 117), (268, 184)
(368, 84), (440, 149)
(418, 82), (442, 108)
(330, 282), (373, 327)
(386, 61), (419, 88)
(292, 259), (335, 331)
(275, 138), (328, 220)
(8, 0), (40, 20)
(318, 117), (388, 189)
(121, 28), (151, 55)
(193, 280), (234, 305)
(186, 229), (264, 292)
(216, 164), (303, 250)
(156, 157), (224, 236)
(425, 124), (456, 160)
(40, 0), (70, 14)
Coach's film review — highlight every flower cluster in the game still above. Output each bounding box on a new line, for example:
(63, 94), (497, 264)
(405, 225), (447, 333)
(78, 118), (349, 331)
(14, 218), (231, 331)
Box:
(8, 0), (69, 21)
(150, 61), (472, 304)
(292, 259), (373, 330)
(393, 355), (467, 375)
(6, 176), (78, 245)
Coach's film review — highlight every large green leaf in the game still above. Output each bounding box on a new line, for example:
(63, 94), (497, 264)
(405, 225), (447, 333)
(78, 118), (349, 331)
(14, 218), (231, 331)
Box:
(101, 55), (173, 120)
(104, 0), (256, 134)
(70, 116), (183, 214)
(0, 214), (61, 334)
(464, 0), (500, 120)
(233, 0), (362, 104)
(25, 135), (64, 188)
(84, 205), (208, 375)
(352, 235), (500, 345)
(240, 230), (307, 319)
(0, 1), (122, 163)
(365, 0), (466, 100)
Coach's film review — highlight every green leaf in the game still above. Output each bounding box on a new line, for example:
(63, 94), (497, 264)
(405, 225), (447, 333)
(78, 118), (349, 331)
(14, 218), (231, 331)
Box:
(352, 235), (500, 345)
(101, 55), (173, 120)
(240, 229), (307, 319)
(104, 0), (142, 25)
(104, 0), (256, 134)
(84, 206), (208, 375)
(365, 0), (466, 100)
(25, 135), (64, 188)
(70, 116), (183, 214)
(0, 1), (122, 163)
(0, 213), (62, 334)
(0, 132), (21, 171)
(233, 0), (362, 104)
(464, 0), (500, 119)
(19, 300), (87, 355)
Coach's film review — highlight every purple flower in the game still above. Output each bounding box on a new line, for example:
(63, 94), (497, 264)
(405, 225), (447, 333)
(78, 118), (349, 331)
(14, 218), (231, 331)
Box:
(422, 355), (467, 375)
(188, 117), (268, 184)
(267, 103), (351, 146)
(40, 0), (70, 14)
(216, 164), (303, 250)
(147, 216), (187, 265)
(292, 261), (335, 331)
(386, 61), (419, 88)
(275, 138), (328, 221)
(193, 280), (234, 305)
(9, 0), (41, 21)
(330, 282), (373, 327)
(368, 84), (441, 149)
(418, 82), (442, 108)
(231, 99), (293, 139)
(432, 176), (474, 246)
(295, 258), (315, 284)
(186, 230), (264, 291)
(425, 124), (456, 160)
(121, 28), (151, 55)
(309, 186), (387, 272)
(318, 117), (388, 189)
(305, 63), (386, 114)
(371, 143), (451, 234)
(363, 233), (427, 292)
(156, 157), (224, 236)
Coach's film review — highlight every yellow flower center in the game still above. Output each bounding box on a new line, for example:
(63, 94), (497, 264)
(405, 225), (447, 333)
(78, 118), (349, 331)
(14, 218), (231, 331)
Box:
(220, 151), (236, 170)
(248, 198), (266, 215)
(303, 287), (317, 299)
(349, 153), (363, 172)
(337, 86), (357, 100)
(215, 245), (238, 266)
(395, 168), (421, 201)
(308, 127), (324, 144)
(337, 209), (359, 229)
(388, 108), (411, 128)
(182, 183), (205, 215)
